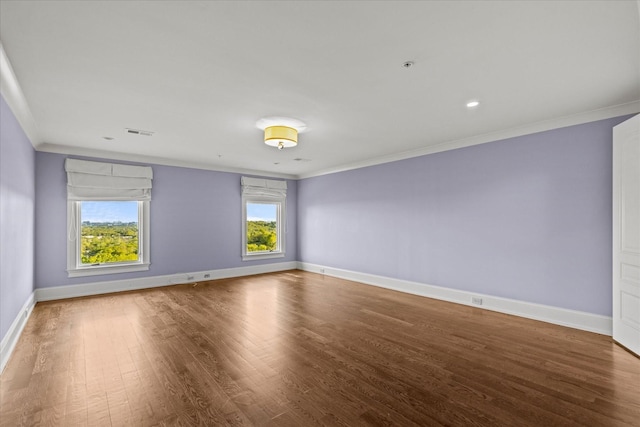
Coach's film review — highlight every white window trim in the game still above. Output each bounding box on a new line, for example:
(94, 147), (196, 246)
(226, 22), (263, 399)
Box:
(242, 196), (286, 261)
(67, 200), (150, 278)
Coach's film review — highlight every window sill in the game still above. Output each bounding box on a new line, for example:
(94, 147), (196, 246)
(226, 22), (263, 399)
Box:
(242, 252), (285, 261)
(67, 262), (150, 278)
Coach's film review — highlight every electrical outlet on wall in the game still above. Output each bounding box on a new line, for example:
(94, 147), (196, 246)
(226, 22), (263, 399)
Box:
(472, 296), (483, 305)
(187, 275), (195, 281)
(204, 273), (211, 279)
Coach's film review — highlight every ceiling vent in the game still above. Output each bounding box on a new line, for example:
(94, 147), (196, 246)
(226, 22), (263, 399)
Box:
(125, 128), (154, 136)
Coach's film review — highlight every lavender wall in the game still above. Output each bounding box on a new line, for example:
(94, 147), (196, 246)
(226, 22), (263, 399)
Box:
(298, 116), (630, 316)
(0, 96), (35, 341)
(35, 152), (297, 288)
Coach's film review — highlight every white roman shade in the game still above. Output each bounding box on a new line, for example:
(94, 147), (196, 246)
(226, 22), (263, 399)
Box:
(65, 158), (153, 201)
(241, 176), (287, 198)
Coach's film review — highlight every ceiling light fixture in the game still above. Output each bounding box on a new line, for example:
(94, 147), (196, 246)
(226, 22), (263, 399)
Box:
(256, 117), (306, 150)
(264, 125), (298, 150)
(466, 100), (480, 108)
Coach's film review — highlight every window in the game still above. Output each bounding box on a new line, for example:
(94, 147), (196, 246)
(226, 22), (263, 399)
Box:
(241, 177), (286, 260)
(68, 200), (149, 276)
(66, 159), (152, 277)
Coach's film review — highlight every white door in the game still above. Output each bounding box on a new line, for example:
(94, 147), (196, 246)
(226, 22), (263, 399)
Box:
(613, 114), (640, 356)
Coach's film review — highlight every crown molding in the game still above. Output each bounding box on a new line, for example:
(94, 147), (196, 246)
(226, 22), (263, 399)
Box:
(37, 98), (640, 182)
(0, 42), (41, 147)
(297, 101), (640, 180)
(37, 143), (298, 180)
(5, 33), (637, 182)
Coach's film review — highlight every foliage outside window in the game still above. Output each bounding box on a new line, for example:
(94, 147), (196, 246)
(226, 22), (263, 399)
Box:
(246, 202), (279, 253)
(80, 201), (140, 264)
(68, 200), (150, 277)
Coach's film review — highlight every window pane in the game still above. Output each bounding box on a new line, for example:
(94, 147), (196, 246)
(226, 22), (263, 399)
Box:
(246, 203), (277, 253)
(80, 201), (139, 264)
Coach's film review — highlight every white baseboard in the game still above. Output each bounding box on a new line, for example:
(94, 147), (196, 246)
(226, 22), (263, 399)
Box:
(1, 292), (36, 373)
(297, 262), (613, 336)
(2, 260), (611, 375)
(36, 261), (298, 301)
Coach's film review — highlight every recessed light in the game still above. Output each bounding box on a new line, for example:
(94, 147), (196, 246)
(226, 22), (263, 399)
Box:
(466, 100), (480, 108)
(402, 61), (414, 69)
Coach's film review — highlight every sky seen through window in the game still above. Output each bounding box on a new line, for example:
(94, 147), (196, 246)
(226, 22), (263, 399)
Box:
(247, 203), (277, 222)
(81, 201), (138, 223)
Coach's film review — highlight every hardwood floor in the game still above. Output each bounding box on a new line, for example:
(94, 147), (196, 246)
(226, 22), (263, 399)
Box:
(1, 270), (638, 426)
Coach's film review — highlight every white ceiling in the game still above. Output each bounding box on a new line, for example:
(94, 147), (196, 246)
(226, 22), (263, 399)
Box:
(1, 1), (639, 179)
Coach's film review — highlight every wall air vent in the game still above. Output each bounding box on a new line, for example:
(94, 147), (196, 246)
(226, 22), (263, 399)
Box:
(125, 128), (154, 136)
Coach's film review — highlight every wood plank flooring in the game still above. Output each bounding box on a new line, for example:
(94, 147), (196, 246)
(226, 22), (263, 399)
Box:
(1, 270), (639, 426)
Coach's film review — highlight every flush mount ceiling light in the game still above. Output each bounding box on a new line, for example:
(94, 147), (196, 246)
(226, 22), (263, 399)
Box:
(466, 100), (480, 108)
(264, 125), (297, 150)
(256, 117), (307, 150)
